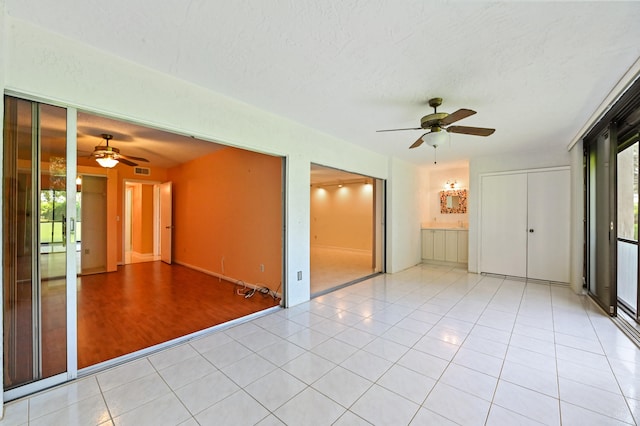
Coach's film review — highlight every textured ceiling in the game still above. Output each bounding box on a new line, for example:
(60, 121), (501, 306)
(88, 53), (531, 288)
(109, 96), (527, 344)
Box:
(6, 1), (640, 168)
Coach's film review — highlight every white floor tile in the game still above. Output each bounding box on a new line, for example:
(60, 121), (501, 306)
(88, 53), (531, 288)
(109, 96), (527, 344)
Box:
(220, 352), (276, 387)
(423, 382), (491, 426)
(340, 350), (392, 381)
(96, 358), (156, 392)
(557, 358), (620, 394)
(452, 347), (504, 377)
(413, 335), (459, 361)
(112, 392), (191, 426)
(500, 360), (558, 398)
(362, 336), (410, 362)
(493, 380), (560, 425)
(350, 384), (419, 426)
(558, 377), (634, 424)
(461, 334), (508, 359)
(560, 401), (633, 426)
(485, 405), (545, 426)
(28, 377), (101, 420)
(0, 399), (29, 426)
(274, 387), (346, 425)
(311, 337), (359, 364)
(148, 343), (199, 370)
(312, 366), (373, 408)
(189, 331), (233, 354)
(281, 351), (336, 384)
(235, 329), (283, 352)
(397, 348), (449, 380)
(244, 369), (307, 411)
(102, 373), (170, 418)
(200, 340), (253, 368)
(195, 390), (270, 426)
(257, 340), (307, 366)
(439, 363), (498, 401)
(158, 354), (217, 390)
(333, 327), (377, 348)
(377, 364), (436, 405)
(332, 410), (372, 426)
(174, 371), (240, 415)
(30, 394), (111, 426)
(409, 407), (459, 425)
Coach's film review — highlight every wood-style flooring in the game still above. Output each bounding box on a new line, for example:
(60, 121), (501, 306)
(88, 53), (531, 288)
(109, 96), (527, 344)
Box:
(77, 262), (280, 368)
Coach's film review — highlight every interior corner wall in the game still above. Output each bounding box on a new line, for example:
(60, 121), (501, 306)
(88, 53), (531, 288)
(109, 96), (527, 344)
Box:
(468, 146), (572, 276)
(387, 157), (421, 273)
(168, 147), (283, 290)
(310, 182), (373, 251)
(3, 17), (400, 311)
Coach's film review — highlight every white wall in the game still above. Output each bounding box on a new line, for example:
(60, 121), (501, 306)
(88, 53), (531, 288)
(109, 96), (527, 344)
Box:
(468, 147), (575, 283)
(387, 157), (422, 273)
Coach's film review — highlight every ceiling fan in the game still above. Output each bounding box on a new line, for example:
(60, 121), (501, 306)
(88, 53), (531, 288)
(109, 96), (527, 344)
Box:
(91, 133), (149, 168)
(377, 97), (495, 149)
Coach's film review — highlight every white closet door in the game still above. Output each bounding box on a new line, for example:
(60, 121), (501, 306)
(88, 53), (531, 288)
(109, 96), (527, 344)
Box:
(527, 169), (570, 282)
(480, 173), (528, 277)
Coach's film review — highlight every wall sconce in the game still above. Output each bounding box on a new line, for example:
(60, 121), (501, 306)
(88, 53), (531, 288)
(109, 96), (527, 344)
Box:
(444, 180), (460, 190)
(76, 176), (82, 186)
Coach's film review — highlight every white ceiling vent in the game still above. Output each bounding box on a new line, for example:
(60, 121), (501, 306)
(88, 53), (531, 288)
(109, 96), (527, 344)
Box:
(134, 167), (151, 176)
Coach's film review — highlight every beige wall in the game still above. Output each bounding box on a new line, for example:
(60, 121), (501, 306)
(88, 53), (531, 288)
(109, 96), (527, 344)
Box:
(310, 181), (373, 251)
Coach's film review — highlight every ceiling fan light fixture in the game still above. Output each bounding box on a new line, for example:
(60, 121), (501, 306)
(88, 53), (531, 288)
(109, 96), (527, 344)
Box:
(96, 156), (119, 168)
(422, 128), (449, 148)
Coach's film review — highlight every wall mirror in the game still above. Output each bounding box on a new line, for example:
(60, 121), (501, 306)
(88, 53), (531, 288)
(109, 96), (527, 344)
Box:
(440, 189), (467, 214)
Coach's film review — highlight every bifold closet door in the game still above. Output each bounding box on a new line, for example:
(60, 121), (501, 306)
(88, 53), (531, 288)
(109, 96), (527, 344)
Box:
(527, 170), (570, 282)
(480, 173), (528, 277)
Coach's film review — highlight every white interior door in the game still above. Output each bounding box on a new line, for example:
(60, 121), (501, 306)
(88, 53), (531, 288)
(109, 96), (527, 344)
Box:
(480, 173), (528, 277)
(160, 181), (173, 264)
(527, 170), (570, 282)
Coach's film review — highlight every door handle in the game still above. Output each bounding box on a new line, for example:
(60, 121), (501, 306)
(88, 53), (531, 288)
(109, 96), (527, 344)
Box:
(529, 229), (534, 233)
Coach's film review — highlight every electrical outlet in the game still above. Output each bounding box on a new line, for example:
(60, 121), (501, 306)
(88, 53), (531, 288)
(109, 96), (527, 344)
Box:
(260, 264), (265, 272)
(297, 271), (302, 281)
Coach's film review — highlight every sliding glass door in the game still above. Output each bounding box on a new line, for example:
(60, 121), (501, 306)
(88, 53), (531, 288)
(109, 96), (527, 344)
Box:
(617, 138), (639, 320)
(3, 95), (77, 398)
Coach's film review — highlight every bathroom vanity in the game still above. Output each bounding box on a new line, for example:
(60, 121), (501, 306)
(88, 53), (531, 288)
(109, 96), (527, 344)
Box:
(421, 227), (468, 265)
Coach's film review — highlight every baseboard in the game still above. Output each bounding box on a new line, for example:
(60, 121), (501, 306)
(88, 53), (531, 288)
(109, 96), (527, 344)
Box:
(173, 260), (282, 299)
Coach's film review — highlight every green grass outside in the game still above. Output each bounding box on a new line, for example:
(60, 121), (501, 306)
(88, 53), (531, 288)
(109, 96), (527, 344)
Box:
(40, 222), (82, 243)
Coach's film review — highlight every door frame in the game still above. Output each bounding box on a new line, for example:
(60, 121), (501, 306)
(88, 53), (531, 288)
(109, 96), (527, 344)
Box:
(122, 179), (162, 265)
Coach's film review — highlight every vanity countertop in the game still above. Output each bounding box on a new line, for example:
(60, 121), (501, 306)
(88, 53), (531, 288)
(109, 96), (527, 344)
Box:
(421, 222), (468, 230)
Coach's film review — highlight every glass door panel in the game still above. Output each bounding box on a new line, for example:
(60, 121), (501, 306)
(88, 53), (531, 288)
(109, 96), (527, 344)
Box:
(617, 141), (639, 318)
(3, 96), (69, 391)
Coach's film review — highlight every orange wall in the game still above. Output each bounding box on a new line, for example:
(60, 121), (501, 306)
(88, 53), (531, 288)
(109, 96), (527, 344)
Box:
(310, 182), (373, 251)
(168, 147), (282, 290)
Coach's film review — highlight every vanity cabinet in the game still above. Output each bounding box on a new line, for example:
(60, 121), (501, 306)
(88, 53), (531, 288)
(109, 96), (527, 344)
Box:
(422, 228), (468, 264)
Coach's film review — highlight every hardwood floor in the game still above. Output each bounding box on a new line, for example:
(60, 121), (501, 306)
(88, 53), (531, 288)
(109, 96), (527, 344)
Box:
(77, 262), (280, 368)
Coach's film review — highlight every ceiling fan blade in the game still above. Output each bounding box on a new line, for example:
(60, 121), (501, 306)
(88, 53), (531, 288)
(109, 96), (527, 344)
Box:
(376, 127), (422, 132)
(120, 154), (149, 162)
(409, 135), (425, 149)
(440, 109), (476, 126)
(117, 157), (138, 167)
(447, 126), (495, 136)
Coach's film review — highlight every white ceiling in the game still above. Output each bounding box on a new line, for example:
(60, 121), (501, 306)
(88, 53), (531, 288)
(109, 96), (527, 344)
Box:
(6, 1), (640, 168)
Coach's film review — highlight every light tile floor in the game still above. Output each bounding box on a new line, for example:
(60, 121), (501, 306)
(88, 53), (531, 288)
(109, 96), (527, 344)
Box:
(3, 264), (640, 425)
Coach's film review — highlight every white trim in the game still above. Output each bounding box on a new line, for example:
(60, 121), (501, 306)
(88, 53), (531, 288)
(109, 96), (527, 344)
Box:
(66, 107), (78, 380)
(567, 57), (640, 151)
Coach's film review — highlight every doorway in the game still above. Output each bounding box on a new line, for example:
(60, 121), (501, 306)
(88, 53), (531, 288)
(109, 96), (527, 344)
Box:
(123, 181), (161, 264)
(309, 164), (385, 295)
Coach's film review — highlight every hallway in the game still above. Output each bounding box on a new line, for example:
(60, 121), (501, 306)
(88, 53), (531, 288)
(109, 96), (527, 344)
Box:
(2, 264), (639, 425)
